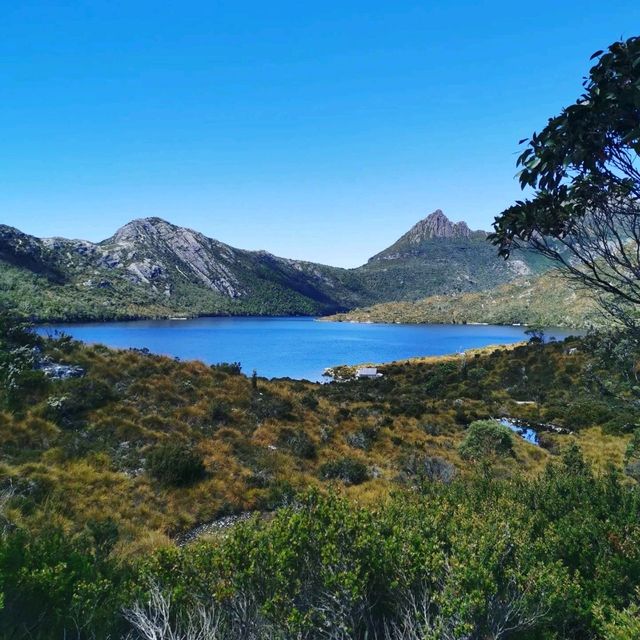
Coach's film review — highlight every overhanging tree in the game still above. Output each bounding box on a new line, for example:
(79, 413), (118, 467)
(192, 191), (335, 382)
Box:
(490, 36), (640, 328)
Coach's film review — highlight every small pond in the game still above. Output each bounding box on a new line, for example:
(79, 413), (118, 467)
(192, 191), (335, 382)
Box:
(500, 418), (540, 445)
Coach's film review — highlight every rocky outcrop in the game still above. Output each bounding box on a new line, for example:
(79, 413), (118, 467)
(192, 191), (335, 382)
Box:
(367, 210), (486, 263)
(400, 209), (476, 242)
(100, 218), (246, 297)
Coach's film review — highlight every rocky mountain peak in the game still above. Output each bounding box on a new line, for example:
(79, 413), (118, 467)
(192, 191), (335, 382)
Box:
(106, 217), (180, 245)
(367, 209), (485, 263)
(402, 210), (474, 243)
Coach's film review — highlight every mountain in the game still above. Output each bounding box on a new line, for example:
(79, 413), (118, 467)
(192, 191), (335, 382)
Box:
(0, 217), (373, 320)
(0, 210), (551, 322)
(369, 209), (484, 261)
(355, 210), (545, 303)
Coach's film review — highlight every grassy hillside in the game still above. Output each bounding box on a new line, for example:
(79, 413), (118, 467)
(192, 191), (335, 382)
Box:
(326, 270), (601, 328)
(1, 318), (634, 546)
(3, 313), (640, 637)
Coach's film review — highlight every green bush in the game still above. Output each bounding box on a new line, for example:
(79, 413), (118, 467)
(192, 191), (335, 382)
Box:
(0, 527), (130, 639)
(300, 392), (319, 410)
(146, 443), (206, 486)
(250, 391), (294, 421)
(458, 419), (514, 461)
(319, 457), (369, 484)
(277, 427), (317, 459)
(561, 400), (614, 430)
(132, 467), (640, 639)
(209, 399), (232, 424)
(210, 362), (242, 375)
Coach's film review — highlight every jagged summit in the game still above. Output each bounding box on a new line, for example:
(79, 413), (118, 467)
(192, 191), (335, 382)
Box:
(401, 209), (476, 242)
(367, 209), (485, 263)
(104, 217), (199, 245)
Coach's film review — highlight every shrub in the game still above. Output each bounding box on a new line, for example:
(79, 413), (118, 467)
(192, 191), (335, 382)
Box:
(420, 423), (441, 436)
(390, 395), (425, 417)
(277, 428), (317, 459)
(346, 427), (379, 451)
(146, 443), (206, 486)
(250, 391), (294, 421)
(44, 378), (116, 426)
(603, 413), (639, 435)
(458, 419), (514, 461)
(210, 362), (242, 375)
(319, 457), (369, 485)
(257, 480), (297, 510)
(300, 392), (319, 410)
(401, 453), (456, 484)
(209, 399), (232, 424)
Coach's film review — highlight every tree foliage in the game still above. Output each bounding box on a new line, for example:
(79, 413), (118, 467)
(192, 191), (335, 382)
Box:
(458, 419), (514, 461)
(491, 36), (640, 328)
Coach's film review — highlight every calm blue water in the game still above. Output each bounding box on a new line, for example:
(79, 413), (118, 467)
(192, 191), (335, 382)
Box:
(500, 418), (540, 445)
(38, 317), (575, 381)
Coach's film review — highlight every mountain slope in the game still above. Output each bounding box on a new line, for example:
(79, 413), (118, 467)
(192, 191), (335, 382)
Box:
(0, 218), (371, 320)
(325, 270), (600, 329)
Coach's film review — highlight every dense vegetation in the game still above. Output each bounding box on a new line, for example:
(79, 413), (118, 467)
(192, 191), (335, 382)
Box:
(2, 308), (640, 637)
(327, 270), (599, 329)
(0, 258), (355, 323)
(3, 468), (640, 639)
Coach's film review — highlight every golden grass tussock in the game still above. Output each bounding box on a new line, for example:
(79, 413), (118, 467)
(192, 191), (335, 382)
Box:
(1, 333), (637, 554)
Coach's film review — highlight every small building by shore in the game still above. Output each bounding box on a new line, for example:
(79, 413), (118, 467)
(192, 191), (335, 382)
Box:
(355, 367), (382, 379)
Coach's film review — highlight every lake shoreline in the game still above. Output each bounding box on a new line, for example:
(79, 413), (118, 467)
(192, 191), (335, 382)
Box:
(37, 317), (577, 382)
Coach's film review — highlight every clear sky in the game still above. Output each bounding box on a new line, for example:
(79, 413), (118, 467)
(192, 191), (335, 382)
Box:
(2, 1), (639, 267)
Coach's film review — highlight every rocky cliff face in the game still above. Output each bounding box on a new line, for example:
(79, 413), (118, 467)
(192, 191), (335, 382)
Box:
(100, 217), (245, 298)
(399, 209), (475, 242)
(368, 210), (486, 262)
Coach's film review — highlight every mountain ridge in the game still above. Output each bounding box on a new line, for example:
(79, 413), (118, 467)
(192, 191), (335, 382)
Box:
(0, 210), (550, 322)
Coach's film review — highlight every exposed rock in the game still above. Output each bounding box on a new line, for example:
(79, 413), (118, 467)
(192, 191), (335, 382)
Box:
(176, 512), (255, 545)
(39, 362), (85, 379)
(401, 209), (477, 242)
(507, 259), (532, 276)
(367, 209), (487, 264)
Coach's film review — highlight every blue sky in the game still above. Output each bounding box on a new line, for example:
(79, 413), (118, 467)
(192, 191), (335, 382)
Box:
(2, 1), (639, 267)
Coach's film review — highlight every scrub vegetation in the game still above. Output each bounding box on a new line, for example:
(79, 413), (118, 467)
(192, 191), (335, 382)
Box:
(2, 307), (640, 637)
(326, 270), (600, 329)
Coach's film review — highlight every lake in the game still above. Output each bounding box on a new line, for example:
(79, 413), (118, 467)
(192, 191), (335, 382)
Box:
(38, 317), (576, 381)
